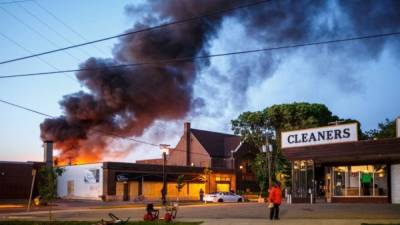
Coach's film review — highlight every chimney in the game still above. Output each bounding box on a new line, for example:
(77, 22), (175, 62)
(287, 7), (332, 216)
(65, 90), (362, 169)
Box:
(43, 141), (53, 167)
(184, 122), (191, 166)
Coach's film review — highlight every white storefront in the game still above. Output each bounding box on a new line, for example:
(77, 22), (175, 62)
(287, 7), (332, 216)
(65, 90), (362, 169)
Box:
(57, 163), (103, 200)
(282, 122), (400, 204)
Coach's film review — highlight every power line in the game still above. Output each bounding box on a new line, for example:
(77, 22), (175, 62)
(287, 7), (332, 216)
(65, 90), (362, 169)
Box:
(0, 0), (272, 65)
(32, 0), (108, 56)
(0, 0), (32, 5)
(0, 31), (76, 82)
(1, 31), (399, 79)
(0, 97), (234, 157)
(0, 6), (84, 64)
(0, 97), (158, 146)
(0, 98), (53, 117)
(16, 2), (93, 58)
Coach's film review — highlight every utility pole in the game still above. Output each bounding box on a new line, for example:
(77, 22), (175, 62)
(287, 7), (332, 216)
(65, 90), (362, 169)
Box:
(27, 168), (37, 212)
(262, 135), (273, 189)
(160, 144), (170, 206)
(266, 137), (272, 188)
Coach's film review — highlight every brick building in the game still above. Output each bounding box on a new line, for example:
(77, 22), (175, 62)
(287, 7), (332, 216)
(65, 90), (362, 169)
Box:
(137, 122), (258, 193)
(58, 122), (258, 201)
(0, 161), (43, 199)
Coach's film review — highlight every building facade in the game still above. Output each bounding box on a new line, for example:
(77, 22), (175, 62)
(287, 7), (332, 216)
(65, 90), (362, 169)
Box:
(0, 161), (43, 199)
(282, 123), (400, 204)
(57, 122), (258, 201)
(57, 162), (235, 201)
(137, 122), (258, 193)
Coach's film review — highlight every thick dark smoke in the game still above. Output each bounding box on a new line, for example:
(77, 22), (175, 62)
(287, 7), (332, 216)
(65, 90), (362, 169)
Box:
(40, 0), (241, 163)
(40, 0), (400, 163)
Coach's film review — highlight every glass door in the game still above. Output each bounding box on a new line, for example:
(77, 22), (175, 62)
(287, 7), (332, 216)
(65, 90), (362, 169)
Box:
(292, 160), (314, 203)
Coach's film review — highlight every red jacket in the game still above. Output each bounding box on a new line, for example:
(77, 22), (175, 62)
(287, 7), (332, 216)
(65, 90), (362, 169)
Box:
(268, 186), (282, 204)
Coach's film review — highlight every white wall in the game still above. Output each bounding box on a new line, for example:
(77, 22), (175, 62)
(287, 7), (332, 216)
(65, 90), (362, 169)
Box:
(391, 164), (400, 204)
(57, 163), (103, 200)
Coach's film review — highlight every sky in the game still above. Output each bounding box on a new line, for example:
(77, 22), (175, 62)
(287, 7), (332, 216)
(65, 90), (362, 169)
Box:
(0, 0), (399, 163)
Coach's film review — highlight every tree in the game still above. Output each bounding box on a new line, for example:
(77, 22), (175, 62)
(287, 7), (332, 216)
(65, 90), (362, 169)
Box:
(176, 175), (185, 202)
(250, 153), (267, 197)
(231, 110), (267, 149)
(366, 118), (397, 139)
(37, 166), (64, 221)
(232, 102), (347, 188)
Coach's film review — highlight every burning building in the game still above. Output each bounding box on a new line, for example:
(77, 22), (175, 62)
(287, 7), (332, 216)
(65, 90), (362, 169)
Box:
(57, 122), (256, 201)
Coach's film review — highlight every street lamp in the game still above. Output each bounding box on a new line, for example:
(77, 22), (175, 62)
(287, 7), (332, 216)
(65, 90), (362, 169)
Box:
(160, 144), (170, 205)
(262, 142), (273, 188)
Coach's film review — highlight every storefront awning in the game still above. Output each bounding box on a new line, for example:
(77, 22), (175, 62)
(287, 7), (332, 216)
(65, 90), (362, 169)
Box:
(282, 138), (400, 165)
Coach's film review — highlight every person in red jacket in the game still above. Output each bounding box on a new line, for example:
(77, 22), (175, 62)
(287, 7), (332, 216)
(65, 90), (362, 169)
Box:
(268, 181), (282, 220)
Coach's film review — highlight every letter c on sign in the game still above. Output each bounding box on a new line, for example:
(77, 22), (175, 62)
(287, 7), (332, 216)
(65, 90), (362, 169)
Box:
(288, 135), (295, 144)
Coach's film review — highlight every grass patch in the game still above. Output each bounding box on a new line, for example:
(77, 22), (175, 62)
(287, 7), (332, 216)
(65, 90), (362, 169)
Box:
(0, 222), (202, 225)
(361, 224), (400, 225)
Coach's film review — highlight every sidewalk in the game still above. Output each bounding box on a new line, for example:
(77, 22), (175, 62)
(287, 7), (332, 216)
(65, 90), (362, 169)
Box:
(1, 202), (400, 225)
(0, 199), (205, 214)
(189, 218), (400, 225)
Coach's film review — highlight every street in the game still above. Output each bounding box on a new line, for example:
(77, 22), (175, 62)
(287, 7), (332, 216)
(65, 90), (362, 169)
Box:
(1, 202), (400, 225)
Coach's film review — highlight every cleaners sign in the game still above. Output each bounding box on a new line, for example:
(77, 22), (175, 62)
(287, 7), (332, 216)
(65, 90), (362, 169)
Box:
(281, 123), (358, 148)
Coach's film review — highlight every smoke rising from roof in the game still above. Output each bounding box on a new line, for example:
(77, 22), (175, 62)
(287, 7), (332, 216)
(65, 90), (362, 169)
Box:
(40, 0), (400, 163)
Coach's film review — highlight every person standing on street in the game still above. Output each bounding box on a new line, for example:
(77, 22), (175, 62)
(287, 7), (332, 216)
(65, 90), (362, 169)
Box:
(199, 188), (204, 202)
(268, 182), (282, 220)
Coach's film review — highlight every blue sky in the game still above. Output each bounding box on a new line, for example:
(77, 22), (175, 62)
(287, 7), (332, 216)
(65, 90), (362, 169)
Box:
(0, 0), (399, 163)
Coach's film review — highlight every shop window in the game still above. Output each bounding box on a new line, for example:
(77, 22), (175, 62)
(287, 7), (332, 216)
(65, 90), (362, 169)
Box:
(332, 165), (387, 197)
(217, 183), (230, 192)
(333, 166), (348, 196)
(215, 176), (231, 182)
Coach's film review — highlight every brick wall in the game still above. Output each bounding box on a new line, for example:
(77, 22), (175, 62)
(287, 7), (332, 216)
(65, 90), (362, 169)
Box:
(0, 162), (43, 199)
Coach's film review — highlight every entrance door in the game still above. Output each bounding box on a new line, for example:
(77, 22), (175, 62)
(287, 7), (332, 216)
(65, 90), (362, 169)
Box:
(292, 160), (314, 203)
(314, 165), (326, 203)
(67, 180), (74, 197)
(123, 182), (130, 201)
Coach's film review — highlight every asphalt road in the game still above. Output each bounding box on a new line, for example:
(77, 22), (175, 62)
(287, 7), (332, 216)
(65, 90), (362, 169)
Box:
(2, 202), (400, 221)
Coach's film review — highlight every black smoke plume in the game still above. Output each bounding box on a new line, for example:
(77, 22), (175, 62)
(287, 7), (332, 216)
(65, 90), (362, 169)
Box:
(40, 0), (400, 163)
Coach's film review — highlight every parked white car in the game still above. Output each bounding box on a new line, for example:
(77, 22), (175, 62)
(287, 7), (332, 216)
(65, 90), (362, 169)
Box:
(203, 192), (244, 203)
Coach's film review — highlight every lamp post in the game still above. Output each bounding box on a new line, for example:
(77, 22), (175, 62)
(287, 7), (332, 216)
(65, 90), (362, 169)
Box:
(160, 144), (170, 206)
(262, 142), (273, 188)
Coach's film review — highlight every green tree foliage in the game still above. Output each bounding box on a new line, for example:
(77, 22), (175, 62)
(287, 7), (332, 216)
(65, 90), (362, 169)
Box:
(365, 118), (397, 139)
(231, 110), (267, 149)
(232, 102), (350, 188)
(250, 153), (267, 196)
(37, 166), (64, 221)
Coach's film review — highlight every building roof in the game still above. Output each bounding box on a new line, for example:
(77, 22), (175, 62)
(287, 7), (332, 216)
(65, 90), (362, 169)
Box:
(190, 129), (241, 158)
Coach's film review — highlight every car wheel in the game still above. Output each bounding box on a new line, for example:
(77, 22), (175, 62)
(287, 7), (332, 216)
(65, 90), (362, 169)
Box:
(218, 199), (223, 203)
(238, 198), (243, 202)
